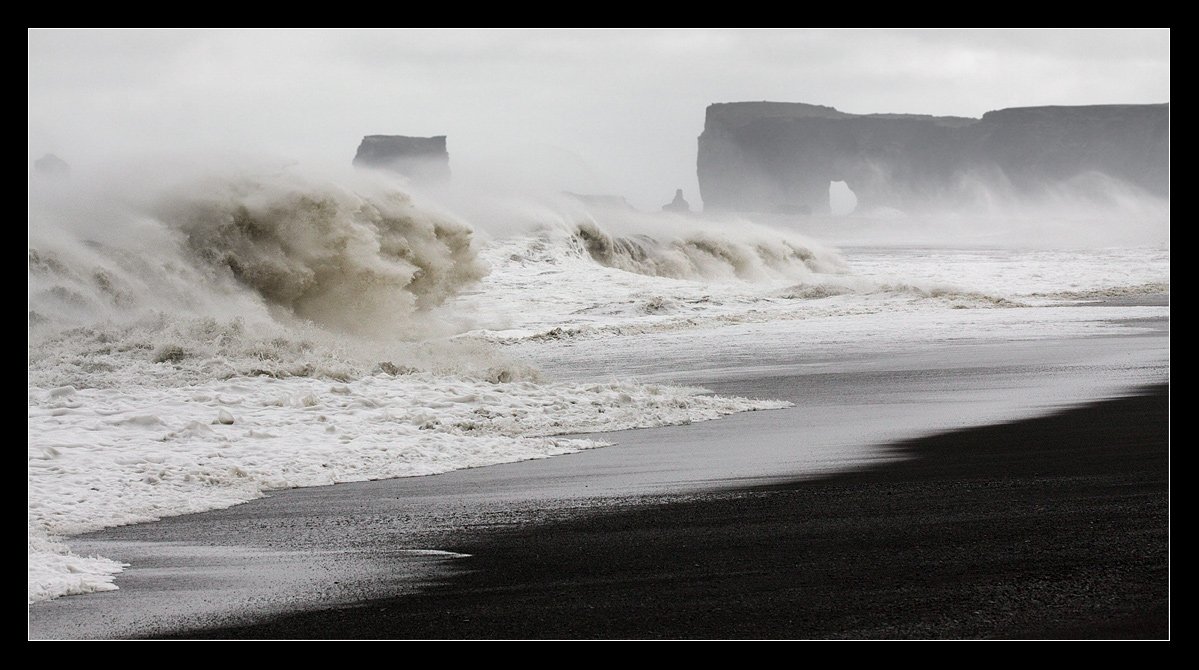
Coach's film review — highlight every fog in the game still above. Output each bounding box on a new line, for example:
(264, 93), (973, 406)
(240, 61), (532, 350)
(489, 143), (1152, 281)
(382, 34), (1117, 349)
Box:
(28, 28), (1169, 210)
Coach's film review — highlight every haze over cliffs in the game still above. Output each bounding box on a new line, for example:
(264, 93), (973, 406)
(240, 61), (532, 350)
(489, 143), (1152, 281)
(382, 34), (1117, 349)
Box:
(697, 102), (1169, 214)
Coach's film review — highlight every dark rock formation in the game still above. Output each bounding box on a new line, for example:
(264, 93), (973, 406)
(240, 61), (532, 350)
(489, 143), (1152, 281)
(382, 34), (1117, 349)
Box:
(662, 189), (691, 213)
(33, 153), (70, 178)
(353, 135), (450, 183)
(697, 101), (1169, 214)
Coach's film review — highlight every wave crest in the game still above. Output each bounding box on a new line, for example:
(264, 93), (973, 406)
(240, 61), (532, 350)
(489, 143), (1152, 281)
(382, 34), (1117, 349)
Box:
(572, 219), (841, 280)
(162, 179), (486, 335)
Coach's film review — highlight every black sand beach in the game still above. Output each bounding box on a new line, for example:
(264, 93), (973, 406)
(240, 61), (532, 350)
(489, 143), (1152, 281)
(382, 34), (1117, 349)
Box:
(28, 28), (1172, 644)
(182, 384), (1168, 639)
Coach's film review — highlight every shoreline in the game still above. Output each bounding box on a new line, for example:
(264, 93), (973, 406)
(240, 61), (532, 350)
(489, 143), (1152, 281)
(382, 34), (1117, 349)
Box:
(28, 328), (1169, 639)
(177, 384), (1169, 639)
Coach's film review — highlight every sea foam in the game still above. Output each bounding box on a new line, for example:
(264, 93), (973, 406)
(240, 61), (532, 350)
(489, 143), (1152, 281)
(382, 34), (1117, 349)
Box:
(27, 168), (794, 603)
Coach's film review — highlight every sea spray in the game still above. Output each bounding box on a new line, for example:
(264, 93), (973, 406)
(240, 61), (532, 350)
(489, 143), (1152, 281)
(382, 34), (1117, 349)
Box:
(432, 188), (849, 281)
(27, 166), (795, 604)
(31, 170), (487, 338)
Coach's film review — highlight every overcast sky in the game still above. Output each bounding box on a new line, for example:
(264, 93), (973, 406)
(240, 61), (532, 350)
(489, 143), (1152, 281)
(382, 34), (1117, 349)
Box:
(28, 28), (1170, 209)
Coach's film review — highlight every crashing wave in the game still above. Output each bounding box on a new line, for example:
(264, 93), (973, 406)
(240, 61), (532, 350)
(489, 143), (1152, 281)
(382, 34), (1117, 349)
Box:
(30, 173), (487, 339)
(484, 193), (847, 281)
(571, 219), (844, 280)
(27, 168), (802, 605)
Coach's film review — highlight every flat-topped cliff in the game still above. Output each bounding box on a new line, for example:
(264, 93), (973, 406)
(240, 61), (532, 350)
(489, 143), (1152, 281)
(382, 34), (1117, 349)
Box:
(353, 135), (451, 183)
(697, 102), (1168, 214)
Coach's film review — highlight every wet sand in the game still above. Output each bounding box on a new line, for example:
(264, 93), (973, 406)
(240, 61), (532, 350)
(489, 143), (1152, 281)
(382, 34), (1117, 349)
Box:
(29, 328), (1169, 639)
(177, 384), (1168, 639)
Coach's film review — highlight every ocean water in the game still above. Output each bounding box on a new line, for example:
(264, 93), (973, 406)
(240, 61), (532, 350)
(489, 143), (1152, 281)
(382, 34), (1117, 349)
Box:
(27, 170), (1169, 603)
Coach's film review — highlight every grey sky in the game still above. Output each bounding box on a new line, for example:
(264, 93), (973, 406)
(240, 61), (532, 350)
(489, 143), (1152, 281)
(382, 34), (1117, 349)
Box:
(28, 28), (1169, 209)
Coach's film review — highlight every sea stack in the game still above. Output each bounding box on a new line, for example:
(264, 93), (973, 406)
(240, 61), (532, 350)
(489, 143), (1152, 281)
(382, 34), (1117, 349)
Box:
(353, 135), (451, 184)
(662, 189), (691, 213)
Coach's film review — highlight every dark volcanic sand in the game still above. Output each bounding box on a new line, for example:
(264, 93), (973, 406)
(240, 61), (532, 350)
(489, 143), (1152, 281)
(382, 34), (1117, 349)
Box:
(176, 385), (1169, 640)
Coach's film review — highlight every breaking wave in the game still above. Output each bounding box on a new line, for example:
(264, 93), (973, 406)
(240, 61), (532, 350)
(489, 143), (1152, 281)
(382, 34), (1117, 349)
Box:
(571, 219), (844, 280)
(30, 171), (487, 339)
(483, 194), (847, 281)
(27, 166), (800, 604)
(169, 181), (485, 334)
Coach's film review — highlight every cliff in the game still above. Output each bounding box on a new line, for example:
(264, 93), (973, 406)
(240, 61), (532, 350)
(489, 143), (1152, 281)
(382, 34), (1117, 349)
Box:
(697, 102), (1169, 214)
(353, 135), (451, 183)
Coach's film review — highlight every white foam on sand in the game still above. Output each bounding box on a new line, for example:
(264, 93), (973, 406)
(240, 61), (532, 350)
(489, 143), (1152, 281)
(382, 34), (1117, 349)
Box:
(27, 371), (785, 603)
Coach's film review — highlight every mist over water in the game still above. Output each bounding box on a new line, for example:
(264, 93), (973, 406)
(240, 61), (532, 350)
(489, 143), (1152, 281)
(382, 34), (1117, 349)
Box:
(28, 152), (1169, 388)
(747, 173), (1170, 249)
(28, 158), (847, 354)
